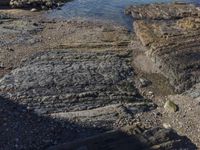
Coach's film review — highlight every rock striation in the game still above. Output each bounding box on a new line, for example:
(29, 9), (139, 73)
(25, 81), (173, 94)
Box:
(126, 3), (200, 92)
(0, 50), (140, 114)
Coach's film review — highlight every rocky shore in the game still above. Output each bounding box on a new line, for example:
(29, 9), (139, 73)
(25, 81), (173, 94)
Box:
(0, 2), (199, 150)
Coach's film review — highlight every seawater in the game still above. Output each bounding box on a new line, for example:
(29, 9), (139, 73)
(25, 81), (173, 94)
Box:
(48, 0), (200, 30)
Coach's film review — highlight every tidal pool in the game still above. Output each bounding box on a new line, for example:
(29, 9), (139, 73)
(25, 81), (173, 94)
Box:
(48, 0), (200, 30)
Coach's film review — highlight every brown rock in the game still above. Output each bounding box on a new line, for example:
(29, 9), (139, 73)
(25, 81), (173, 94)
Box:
(127, 3), (200, 93)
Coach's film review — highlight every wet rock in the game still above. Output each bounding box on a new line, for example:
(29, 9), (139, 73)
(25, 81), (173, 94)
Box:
(126, 3), (200, 93)
(0, 50), (139, 114)
(164, 100), (178, 113)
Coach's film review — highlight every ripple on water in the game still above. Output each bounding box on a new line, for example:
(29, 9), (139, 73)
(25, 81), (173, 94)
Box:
(48, 0), (200, 29)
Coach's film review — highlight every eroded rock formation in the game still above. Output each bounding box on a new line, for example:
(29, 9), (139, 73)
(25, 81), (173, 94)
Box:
(126, 3), (200, 92)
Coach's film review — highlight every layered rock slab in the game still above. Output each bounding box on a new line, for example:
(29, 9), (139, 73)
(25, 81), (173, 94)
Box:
(126, 3), (200, 92)
(0, 50), (139, 114)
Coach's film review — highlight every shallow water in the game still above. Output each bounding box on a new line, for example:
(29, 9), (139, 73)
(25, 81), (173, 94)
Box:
(48, 0), (200, 29)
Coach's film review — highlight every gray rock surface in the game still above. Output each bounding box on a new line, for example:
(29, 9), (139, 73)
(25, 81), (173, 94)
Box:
(0, 50), (139, 114)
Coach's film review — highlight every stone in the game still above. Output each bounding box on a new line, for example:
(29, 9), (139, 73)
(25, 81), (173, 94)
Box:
(139, 78), (151, 87)
(163, 123), (171, 129)
(164, 100), (178, 113)
(30, 8), (38, 12)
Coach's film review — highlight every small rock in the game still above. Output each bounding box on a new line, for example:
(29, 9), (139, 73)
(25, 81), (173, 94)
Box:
(164, 100), (178, 113)
(6, 47), (14, 52)
(139, 78), (151, 87)
(57, 2), (64, 7)
(0, 63), (4, 68)
(30, 8), (38, 12)
(163, 123), (171, 129)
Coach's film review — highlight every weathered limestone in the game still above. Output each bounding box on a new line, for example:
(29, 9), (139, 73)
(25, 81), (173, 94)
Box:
(126, 3), (200, 92)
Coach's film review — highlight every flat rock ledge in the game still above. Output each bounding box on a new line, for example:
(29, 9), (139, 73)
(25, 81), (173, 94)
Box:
(126, 3), (200, 93)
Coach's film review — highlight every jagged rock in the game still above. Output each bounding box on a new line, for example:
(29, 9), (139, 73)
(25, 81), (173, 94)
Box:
(126, 3), (200, 93)
(0, 50), (140, 114)
(125, 3), (200, 20)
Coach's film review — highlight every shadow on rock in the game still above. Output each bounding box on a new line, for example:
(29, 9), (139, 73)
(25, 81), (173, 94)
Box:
(0, 96), (197, 150)
(0, 96), (107, 150)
